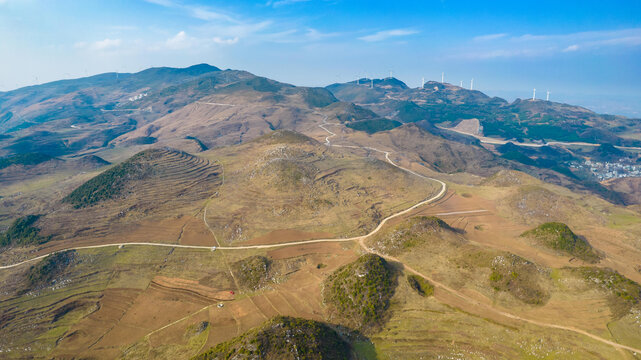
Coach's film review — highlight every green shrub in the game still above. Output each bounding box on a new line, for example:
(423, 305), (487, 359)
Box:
(574, 267), (641, 318)
(193, 316), (350, 360)
(0, 152), (54, 170)
(323, 254), (396, 332)
(370, 216), (455, 256)
(232, 255), (271, 291)
(0, 215), (51, 247)
(521, 222), (601, 263)
(26, 250), (77, 287)
(346, 119), (402, 134)
(407, 274), (434, 297)
(489, 254), (549, 305)
(302, 87), (337, 108)
(62, 149), (163, 208)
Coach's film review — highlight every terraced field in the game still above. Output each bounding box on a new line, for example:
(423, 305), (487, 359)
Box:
(36, 148), (222, 246)
(202, 131), (438, 245)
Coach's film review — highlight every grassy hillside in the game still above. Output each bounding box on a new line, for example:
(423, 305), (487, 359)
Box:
(521, 222), (601, 263)
(62, 149), (163, 208)
(0, 153), (54, 169)
(204, 130), (438, 243)
(0, 215), (50, 247)
(367, 216), (457, 256)
(26, 250), (77, 287)
(193, 316), (351, 360)
(573, 267), (641, 318)
(489, 254), (549, 305)
(232, 255), (272, 291)
(346, 118), (401, 133)
(323, 254), (396, 333)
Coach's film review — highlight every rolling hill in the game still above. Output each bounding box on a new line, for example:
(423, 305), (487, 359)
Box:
(2, 64), (641, 359)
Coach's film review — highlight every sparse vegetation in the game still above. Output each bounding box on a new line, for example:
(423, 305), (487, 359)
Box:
(369, 216), (455, 256)
(26, 250), (77, 287)
(125, 136), (157, 145)
(573, 267), (641, 318)
(302, 87), (337, 108)
(193, 316), (351, 360)
(185, 135), (208, 151)
(62, 149), (164, 208)
(323, 254), (396, 332)
(489, 254), (549, 305)
(407, 274), (434, 297)
(346, 118), (401, 134)
(0, 215), (51, 247)
(232, 255), (272, 291)
(257, 129), (317, 145)
(521, 222), (601, 263)
(0, 152), (54, 169)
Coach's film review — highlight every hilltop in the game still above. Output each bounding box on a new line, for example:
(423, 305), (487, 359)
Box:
(3, 64), (641, 359)
(203, 130), (438, 243)
(323, 254), (396, 333)
(34, 148), (222, 244)
(193, 316), (352, 360)
(326, 77), (641, 147)
(521, 222), (602, 263)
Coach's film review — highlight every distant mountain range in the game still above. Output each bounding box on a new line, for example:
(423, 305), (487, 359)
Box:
(327, 78), (641, 147)
(1, 64), (641, 205)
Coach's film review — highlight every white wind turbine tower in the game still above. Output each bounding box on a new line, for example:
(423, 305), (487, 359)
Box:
(546, 90), (550, 101)
(532, 88), (536, 100)
(441, 72), (444, 83)
(421, 77), (425, 88)
(460, 81), (463, 87)
(470, 78), (474, 90)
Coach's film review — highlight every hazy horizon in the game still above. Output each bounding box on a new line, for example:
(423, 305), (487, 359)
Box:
(1, 0), (640, 116)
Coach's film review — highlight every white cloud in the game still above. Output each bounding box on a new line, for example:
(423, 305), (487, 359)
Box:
(164, 31), (196, 50)
(143, 0), (175, 7)
(358, 29), (418, 42)
(213, 36), (239, 45)
(473, 33), (507, 42)
(75, 38), (122, 51)
(143, 0), (236, 23)
(267, 0), (310, 7)
(460, 27), (641, 59)
(305, 28), (341, 41)
(189, 7), (234, 22)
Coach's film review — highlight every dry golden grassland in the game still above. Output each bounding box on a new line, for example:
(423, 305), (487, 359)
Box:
(202, 131), (438, 244)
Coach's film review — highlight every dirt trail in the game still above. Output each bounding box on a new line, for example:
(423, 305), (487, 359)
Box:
(2, 111), (640, 354)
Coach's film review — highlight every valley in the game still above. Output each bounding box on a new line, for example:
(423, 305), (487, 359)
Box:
(2, 65), (641, 359)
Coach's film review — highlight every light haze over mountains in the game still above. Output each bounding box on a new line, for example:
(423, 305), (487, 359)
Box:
(0, 0), (640, 116)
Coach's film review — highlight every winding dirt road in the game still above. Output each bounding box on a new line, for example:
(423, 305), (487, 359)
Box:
(1, 111), (639, 354)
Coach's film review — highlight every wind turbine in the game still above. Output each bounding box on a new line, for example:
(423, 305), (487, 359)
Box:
(546, 90), (550, 101)
(421, 77), (425, 88)
(532, 88), (536, 100)
(470, 78), (474, 90)
(460, 81), (463, 87)
(441, 72), (444, 83)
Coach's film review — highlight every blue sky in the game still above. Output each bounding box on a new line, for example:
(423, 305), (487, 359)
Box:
(1, 0), (640, 116)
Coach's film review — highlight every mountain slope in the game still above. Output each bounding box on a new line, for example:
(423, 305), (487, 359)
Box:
(327, 78), (641, 147)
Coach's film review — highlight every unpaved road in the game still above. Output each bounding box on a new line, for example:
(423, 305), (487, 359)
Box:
(1, 111), (639, 354)
(439, 124), (641, 151)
